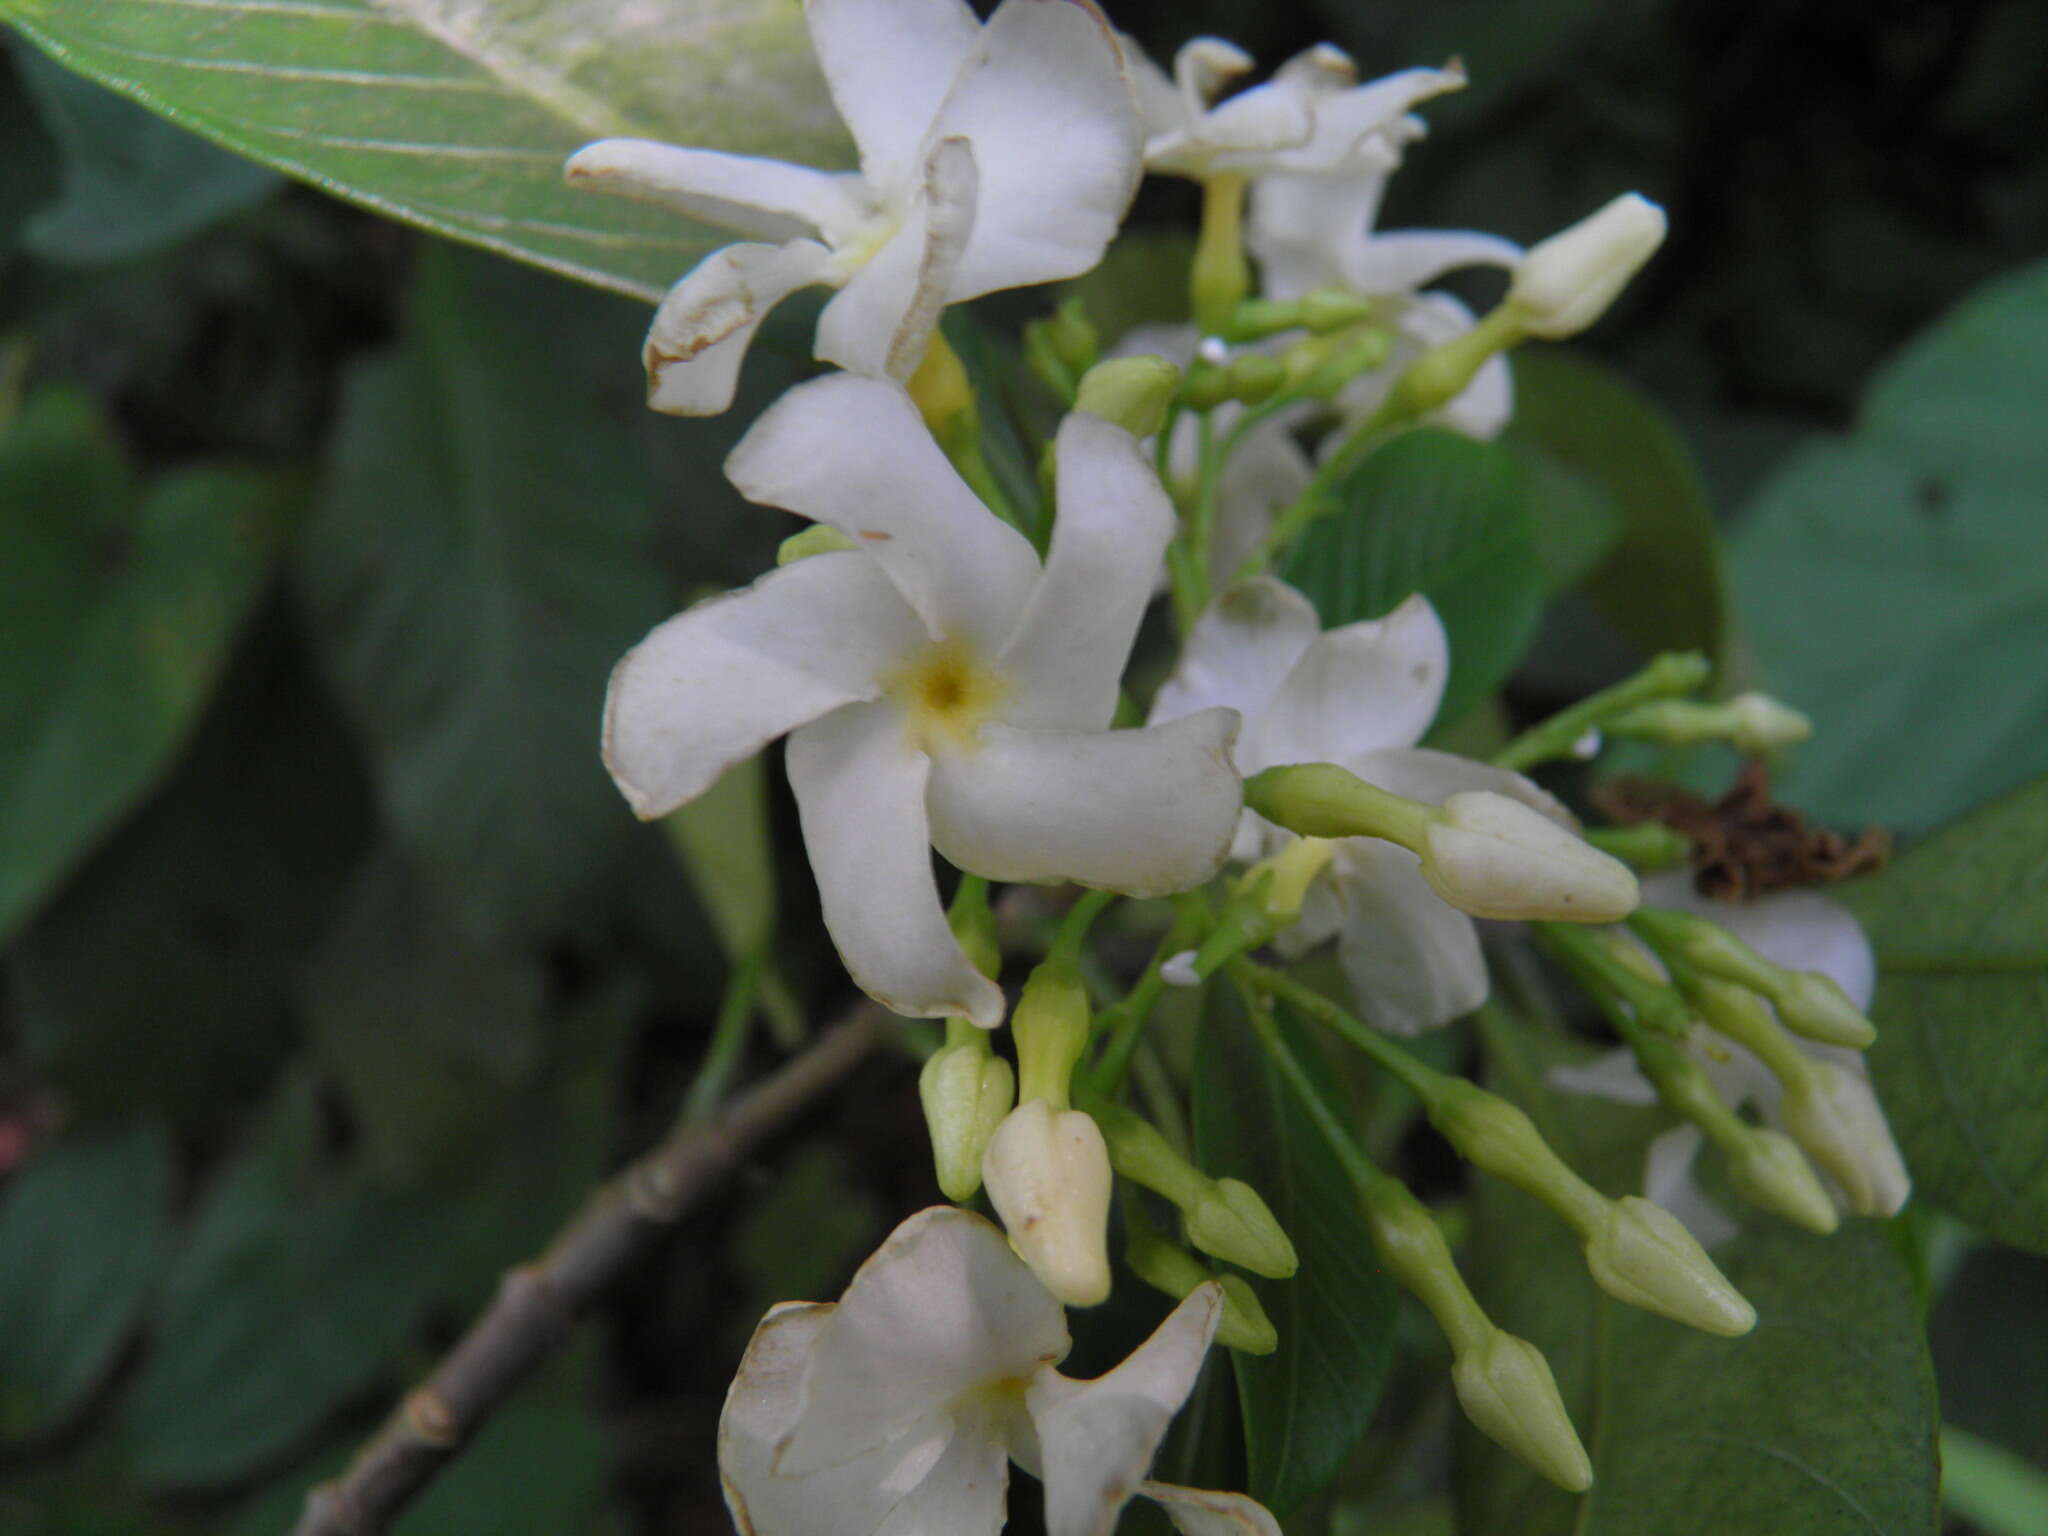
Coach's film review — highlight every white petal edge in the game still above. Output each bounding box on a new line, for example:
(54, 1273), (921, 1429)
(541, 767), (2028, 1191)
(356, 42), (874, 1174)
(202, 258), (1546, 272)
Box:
(1028, 1283), (1223, 1536)
(1139, 1482), (1283, 1536)
(565, 140), (866, 245)
(805, 0), (981, 197)
(1547, 1045), (1661, 1107)
(924, 712), (1243, 898)
(643, 238), (831, 416)
(602, 552), (920, 817)
(1643, 1125), (1742, 1248)
(998, 411), (1175, 731)
(727, 372), (1041, 651)
(1252, 592), (1450, 769)
(1147, 575), (1321, 743)
(776, 1207), (1069, 1475)
(786, 702), (1006, 1026)
(1332, 840), (1489, 1034)
(1343, 228), (1524, 295)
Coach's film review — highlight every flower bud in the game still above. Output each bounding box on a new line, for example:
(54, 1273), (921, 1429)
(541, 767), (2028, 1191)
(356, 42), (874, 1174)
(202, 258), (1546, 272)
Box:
(1777, 1060), (1910, 1218)
(1452, 1328), (1594, 1493)
(1725, 1126), (1839, 1234)
(918, 1037), (1016, 1203)
(1300, 287), (1380, 333)
(1224, 353), (1285, 405)
(776, 524), (857, 565)
(1422, 791), (1640, 922)
(1183, 1178), (1299, 1280)
(1012, 957), (1090, 1109)
(1770, 971), (1877, 1050)
(1045, 295), (1099, 379)
(1076, 356), (1180, 440)
(1726, 692), (1813, 753)
(982, 1099), (1114, 1307)
(1126, 1230), (1278, 1355)
(907, 327), (977, 442)
(1508, 193), (1666, 340)
(1583, 1195), (1755, 1336)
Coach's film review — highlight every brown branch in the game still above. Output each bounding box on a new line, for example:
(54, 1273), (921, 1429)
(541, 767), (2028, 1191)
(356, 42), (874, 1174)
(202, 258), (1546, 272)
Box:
(290, 1005), (888, 1536)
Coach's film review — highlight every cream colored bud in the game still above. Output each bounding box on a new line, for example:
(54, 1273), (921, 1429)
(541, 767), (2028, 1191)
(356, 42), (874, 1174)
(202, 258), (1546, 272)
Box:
(1778, 1060), (1910, 1218)
(1075, 356), (1179, 440)
(1422, 792), (1640, 922)
(1452, 1329), (1593, 1492)
(1509, 193), (1667, 339)
(1184, 1178), (1299, 1280)
(918, 1042), (1016, 1203)
(1726, 692), (1813, 753)
(1771, 971), (1877, 1049)
(982, 1099), (1114, 1307)
(1726, 1127), (1839, 1234)
(1584, 1195), (1755, 1336)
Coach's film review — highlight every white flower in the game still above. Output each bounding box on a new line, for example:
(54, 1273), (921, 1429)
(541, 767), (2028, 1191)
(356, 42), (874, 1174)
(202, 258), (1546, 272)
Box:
(1507, 193), (1667, 339)
(1148, 576), (1575, 1034)
(567, 0), (1142, 415)
(720, 1207), (1281, 1536)
(603, 375), (1242, 1027)
(1549, 874), (1909, 1244)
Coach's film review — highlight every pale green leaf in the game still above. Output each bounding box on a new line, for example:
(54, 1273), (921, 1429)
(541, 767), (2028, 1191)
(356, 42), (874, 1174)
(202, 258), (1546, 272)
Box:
(2, 0), (849, 301)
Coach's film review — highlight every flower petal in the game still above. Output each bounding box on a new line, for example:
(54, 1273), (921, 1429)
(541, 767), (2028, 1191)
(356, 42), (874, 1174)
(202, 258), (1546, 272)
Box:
(1342, 229), (1523, 295)
(777, 1207), (1070, 1474)
(1546, 1045), (1660, 1107)
(924, 713), (1243, 898)
(727, 373), (1041, 651)
(1027, 1283), (1223, 1536)
(1332, 840), (1488, 1034)
(787, 702), (1006, 1025)
(1146, 576), (1320, 741)
(929, 0), (1143, 298)
(806, 0), (981, 195)
(1211, 411), (1314, 585)
(816, 134), (979, 380)
(1251, 592), (1449, 769)
(1641, 874), (1876, 1009)
(1139, 1482), (1283, 1536)
(998, 412), (1176, 731)
(565, 140), (866, 244)
(869, 1415), (1010, 1536)
(1247, 167), (1380, 299)
(602, 552), (918, 817)
(721, 1302), (958, 1536)
(1643, 1125), (1741, 1248)
(1292, 63), (1465, 172)
(1345, 746), (1572, 824)
(642, 238), (832, 416)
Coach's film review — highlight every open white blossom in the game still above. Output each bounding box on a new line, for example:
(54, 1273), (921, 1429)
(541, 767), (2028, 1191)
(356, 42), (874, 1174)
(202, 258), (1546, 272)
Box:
(720, 1207), (1280, 1536)
(1549, 874), (1910, 1244)
(567, 0), (1141, 415)
(603, 375), (1241, 1027)
(1149, 577), (1575, 1033)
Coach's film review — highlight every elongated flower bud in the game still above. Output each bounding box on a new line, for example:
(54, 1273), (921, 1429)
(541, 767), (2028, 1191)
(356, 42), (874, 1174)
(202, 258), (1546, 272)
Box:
(1076, 356), (1179, 439)
(1183, 1178), (1299, 1280)
(1508, 193), (1666, 339)
(1725, 1126), (1839, 1234)
(1771, 971), (1878, 1050)
(1422, 792), (1640, 922)
(919, 1036), (1016, 1202)
(1126, 1229), (1278, 1355)
(1452, 1328), (1594, 1493)
(1583, 1196), (1755, 1336)
(1777, 1060), (1911, 1218)
(983, 1099), (1114, 1307)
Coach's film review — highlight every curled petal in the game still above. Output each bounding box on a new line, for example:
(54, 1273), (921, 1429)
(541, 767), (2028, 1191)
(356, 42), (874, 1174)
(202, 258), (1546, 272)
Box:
(565, 140), (866, 245)
(816, 134), (979, 380)
(1027, 1284), (1223, 1536)
(643, 238), (831, 416)
(1148, 576), (1320, 738)
(786, 703), (1005, 1026)
(602, 552), (919, 817)
(807, 0), (980, 195)
(931, 0), (1143, 298)
(1333, 840), (1488, 1034)
(777, 1207), (1069, 1475)
(728, 373), (1040, 651)
(1252, 592), (1449, 770)
(924, 713), (1243, 898)
(1139, 1483), (1282, 1536)
(999, 412), (1176, 731)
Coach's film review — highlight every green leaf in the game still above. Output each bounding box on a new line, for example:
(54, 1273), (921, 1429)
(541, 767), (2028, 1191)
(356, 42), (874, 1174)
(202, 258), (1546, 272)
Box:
(2, 0), (848, 301)
(13, 41), (278, 263)
(1458, 1018), (1940, 1536)
(0, 1120), (172, 1440)
(1192, 993), (1398, 1517)
(12, 620), (374, 1133)
(1734, 257), (2048, 833)
(304, 851), (547, 1184)
(0, 387), (285, 944)
(297, 242), (673, 943)
(1282, 427), (1546, 729)
(665, 755), (776, 962)
(1507, 349), (1730, 663)
(1838, 774), (2048, 1255)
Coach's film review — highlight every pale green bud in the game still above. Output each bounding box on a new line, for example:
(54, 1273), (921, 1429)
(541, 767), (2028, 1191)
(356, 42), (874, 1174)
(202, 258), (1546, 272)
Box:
(1726, 692), (1813, 753)
(1076, 355), (1179, 440)
(1777, 1060), (1911, 1218)
(1125, 1231), (1278, 1354)
(1725, 1126), (1839, 1234)
(1584, 1195), (1755, 1336)
(1422, 792), (1640, 923)
(1045, 294), (1099, 379)
(1190, 173), (1250, 333)
(1183, 1178), (1299, 1280)
(1606, 694), (1813, 755)
(1252, 836), (1339, 929)
(1214, 1274), (1280, 1355)
(918, 1039), (1016, 1202)
(1179, 362), (1233, 411)
(982, 1099), (1114, 1307)
(1299, 288), (1380, 332)
(1012, 957), (1090, 1109)
(1452, 1329), (1594, 1492)
(1224, 353), (1285, 405)
(776, 525), (857, 565)
(1508, 193), (1667, 340)
(946, 878), (1002, 983)
(907, 327), (977, 441)
(1770, 970), (1877, 1050)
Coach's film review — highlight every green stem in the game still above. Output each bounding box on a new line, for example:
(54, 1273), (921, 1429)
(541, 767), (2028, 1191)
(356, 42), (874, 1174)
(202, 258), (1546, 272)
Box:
(681, 947), (765, 1128)
(1088, 894), (1206, 1095)
(1491, 651), (1711, 773)
(1531, 921), (1692, 1040)
(1225, 962), (1384, 1194)
(1239, 961), (1454, 1108)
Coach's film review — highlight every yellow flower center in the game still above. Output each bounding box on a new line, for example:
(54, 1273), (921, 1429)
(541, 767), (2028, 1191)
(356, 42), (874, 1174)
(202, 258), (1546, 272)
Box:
(886, 640), (1007, 754)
